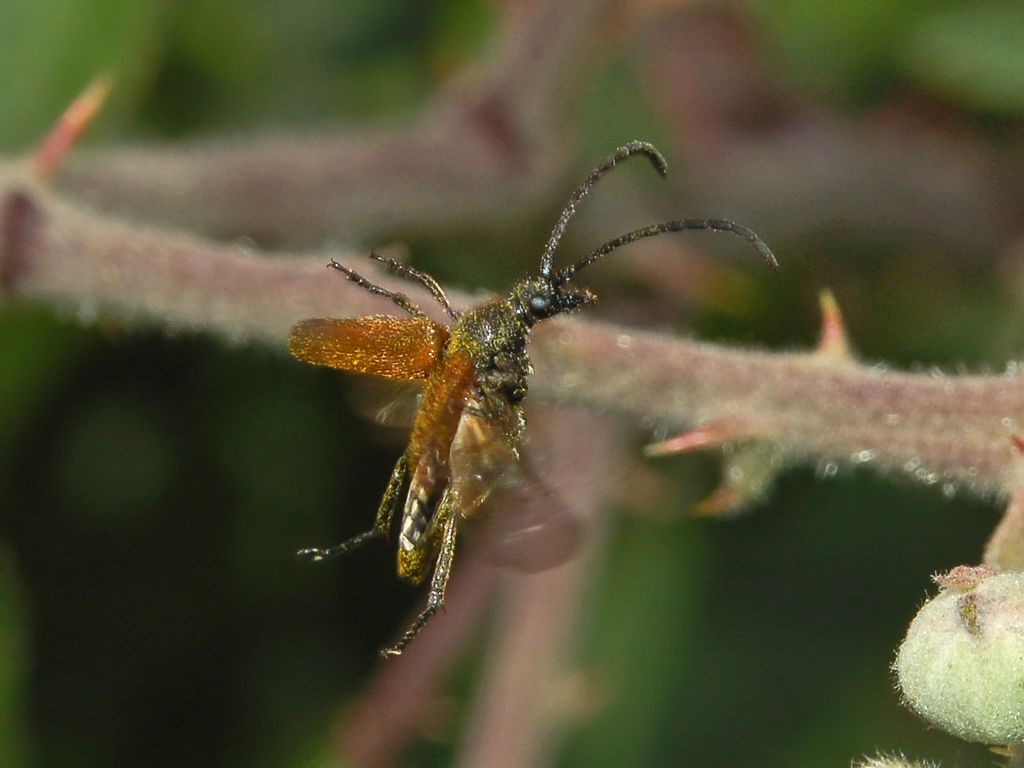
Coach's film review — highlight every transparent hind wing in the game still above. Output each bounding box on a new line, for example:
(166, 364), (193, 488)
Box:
(348, 378), (423, 428)
(477, 452), (583, 573)
(448, 408), (520, 520)
(449, 409), (582, 572)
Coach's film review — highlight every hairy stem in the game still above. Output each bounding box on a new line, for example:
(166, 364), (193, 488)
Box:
(2, 167), (1020, 500)
(534, 322), (1023, 494)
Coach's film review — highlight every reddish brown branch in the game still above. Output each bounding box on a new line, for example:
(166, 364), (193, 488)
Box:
(339, 546), (501, 767)
(2, 170), (1021, 498)
(0, 190), (40, 291)
(534, 322), (1024, 493)
(52, 0), (613, 244)
(455, 409), (625, 768)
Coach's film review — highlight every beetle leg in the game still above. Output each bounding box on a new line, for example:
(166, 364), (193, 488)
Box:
(297, 455), (407, 561)
(380, 500), (458, 657)
(368, 251), (460, 320)
(327, 259), (426, 318)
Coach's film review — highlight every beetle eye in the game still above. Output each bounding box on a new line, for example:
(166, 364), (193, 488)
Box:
(528, 295), (550, 313)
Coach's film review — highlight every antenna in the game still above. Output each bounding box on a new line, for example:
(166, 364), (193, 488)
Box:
(557, 219), (779, 283)
(539, 141), (668, 279)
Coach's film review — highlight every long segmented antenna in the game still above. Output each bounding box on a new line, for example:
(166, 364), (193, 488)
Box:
(557, 219), (779, 283)
(539, 141), (668, 279)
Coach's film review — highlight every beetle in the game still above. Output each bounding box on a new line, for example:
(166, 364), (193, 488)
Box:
(288, 141), (778, 656)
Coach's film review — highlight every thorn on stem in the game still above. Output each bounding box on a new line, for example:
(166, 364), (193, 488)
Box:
(816, 288), (851, 361)
(644, 421), (740, 457)
(33, 73), (114, 179)
(692, 487), (740, 518)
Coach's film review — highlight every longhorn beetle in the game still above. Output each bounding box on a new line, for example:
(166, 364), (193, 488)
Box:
(288, 141), (778, 657)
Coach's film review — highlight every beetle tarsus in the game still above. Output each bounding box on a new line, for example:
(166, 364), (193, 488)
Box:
(296, 455), (408, 563)
(295, 533), (376, 561)
(381, 511), (458, 658)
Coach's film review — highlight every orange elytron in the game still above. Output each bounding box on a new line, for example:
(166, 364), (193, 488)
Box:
(288, 141), (778, 657)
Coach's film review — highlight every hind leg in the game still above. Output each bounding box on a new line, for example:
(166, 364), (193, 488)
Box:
(297, 455), (407, 561)
(380, 499), (458, 657)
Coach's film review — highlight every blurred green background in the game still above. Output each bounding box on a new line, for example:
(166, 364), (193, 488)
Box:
(1, 1), (1023, 766)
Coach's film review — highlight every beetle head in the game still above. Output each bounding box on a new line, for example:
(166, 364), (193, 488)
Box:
(510, 275), (597, 326)
(515, 141), (776, 328)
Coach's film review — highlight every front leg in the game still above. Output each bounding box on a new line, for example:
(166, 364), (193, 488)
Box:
(380, 497), (459, 657)
(297, 454), (407, 561)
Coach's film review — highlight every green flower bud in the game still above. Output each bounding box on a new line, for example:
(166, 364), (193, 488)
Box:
(894, 566), (1024, 745)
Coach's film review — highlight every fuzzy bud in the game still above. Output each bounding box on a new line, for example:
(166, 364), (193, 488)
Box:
(853, 754), (936, 768)
(894, 566), (1024, 744)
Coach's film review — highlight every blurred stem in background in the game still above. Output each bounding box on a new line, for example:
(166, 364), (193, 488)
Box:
(1, 1), (1024, 768)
